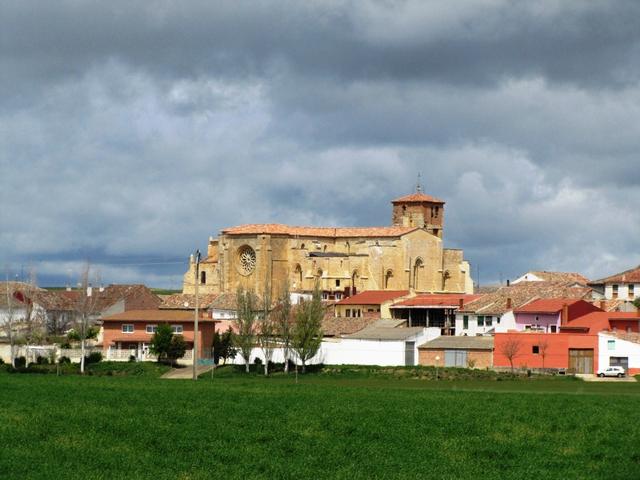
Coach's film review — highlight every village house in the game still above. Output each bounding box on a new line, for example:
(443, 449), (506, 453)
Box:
(101, 309), (218, 363)
(512, 298), (601, 333)
(456, 280), (593, 336)
(418, 336), (494, 368)
(390, 293), (481, 334)
(511, 271), (590, 285)
(589, 265), (640, 308)
(334, 290), (410, 318)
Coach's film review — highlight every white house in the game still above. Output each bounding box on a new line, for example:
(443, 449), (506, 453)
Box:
(598, 332), (640, 376)
(590, 265), (640, 304)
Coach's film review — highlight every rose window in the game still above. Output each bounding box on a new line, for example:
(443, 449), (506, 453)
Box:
(238, 246), (256, 275)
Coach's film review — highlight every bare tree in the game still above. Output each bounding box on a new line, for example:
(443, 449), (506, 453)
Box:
(500, 337), (522, 373)
(70, 264), (99, 374)
(538, 338), (549, 370)
(274, 281), (293, 373)
(292, 282), (323, 373)
(257, 281), (276, 376)
(3, 276), (18, 367)
(234, 286), (258, 373)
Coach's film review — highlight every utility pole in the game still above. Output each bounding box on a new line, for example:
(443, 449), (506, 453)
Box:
(192, 249), (201, 381)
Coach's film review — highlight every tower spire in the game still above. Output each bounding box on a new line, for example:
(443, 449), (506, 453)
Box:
(416, 172), (423, 193)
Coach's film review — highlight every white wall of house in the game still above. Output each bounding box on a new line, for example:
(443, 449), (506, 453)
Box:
(211, 308), (236, 320)
(598, 334), (640, 373)
(455, 312), (515, 336)
(232, 328), (440, 367)
(604, 283), (639, 301)
(512, 272), (544, 284)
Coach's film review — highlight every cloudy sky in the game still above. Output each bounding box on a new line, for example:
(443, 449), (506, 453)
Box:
(2, 0), (639, 289)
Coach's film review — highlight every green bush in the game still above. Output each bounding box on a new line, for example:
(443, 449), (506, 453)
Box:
(58, 356), (71, 365)
(36, 356), (49, 365)
(14, 356), (26, 368)
(85, 352), (103, 364)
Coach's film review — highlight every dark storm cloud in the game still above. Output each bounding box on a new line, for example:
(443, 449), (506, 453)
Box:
(1, 1), (639, 287)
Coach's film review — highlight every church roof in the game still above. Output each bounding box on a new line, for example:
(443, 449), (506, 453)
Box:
(391, 192), (445, 204)
(221, 224), (419, 238)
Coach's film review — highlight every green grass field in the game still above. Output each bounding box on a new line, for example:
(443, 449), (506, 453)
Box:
(1, 367), (640, 479)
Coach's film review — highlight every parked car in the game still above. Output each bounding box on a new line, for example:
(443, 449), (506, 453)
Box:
(597, 366), (626, 378)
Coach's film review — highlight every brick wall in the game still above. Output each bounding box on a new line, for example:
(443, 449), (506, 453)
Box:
(418, 349), (493, 369)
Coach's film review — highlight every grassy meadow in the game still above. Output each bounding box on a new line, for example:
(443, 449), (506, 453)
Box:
(1, 366), (640, 479)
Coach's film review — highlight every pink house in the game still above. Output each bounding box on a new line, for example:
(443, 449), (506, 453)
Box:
(513, 298), (601, 333)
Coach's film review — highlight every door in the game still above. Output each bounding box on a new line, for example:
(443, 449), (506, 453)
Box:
(405, 342), (415, 366)
(444, 350), (468, 368)
(610, 357), (629, 371)
(569, 349), (594, 374)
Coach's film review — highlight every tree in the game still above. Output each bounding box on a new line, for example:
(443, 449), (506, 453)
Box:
(213, 327), (237, 365)
(71, 264), (99, 374)
(633, 297), (640, 310)
(257, 281), (276, 375)
(3, 278), (18, 367)
(292, 282), (323, 373)
(500, 337), (522, 373)
(538, 338), (549, 370)
(150, 323), (187, 366)
(274, 281), (294, 373)
(234, 287), (258, 373)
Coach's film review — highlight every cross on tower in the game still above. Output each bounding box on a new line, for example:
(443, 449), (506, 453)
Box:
(416, 172), (423, 193)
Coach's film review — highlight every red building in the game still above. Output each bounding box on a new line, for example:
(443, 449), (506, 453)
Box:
(101, 309), (219, 362)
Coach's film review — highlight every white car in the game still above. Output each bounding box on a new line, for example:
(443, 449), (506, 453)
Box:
(597, 366), (626, 378)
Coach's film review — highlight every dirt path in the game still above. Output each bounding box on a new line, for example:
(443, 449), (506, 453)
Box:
(162, 366), (214, 379)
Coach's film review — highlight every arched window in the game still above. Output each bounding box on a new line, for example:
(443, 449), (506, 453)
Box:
(385, 269), (393, 289)
(200, 271), (206, 285)
(413, 258), (423, 290)
(294, 264), (303, 287)
(351, 270), (360, 295)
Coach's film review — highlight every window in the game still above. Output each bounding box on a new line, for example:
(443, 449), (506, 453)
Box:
(463, 315), (469, 330)
(477, 316), (484, 327)
(608, 339), (616, 351)
(121, 324), (134, 333)
(346, 309), (351, 318)
(172, 325), (183, 334)
(485, 316), (493, 327)
(612, 284), (619, 299)
(146, 325), (157, 334)
(629, 284), (635, 299)
(532, 345), (540, 354)
(200, 271), (206, 284)
(335, 279), (341, 287)
(550, 325), (557, 333)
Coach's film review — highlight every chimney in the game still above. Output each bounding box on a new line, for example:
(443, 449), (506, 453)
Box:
(99, 284), (105, 293)
(506, 298), (512, 310)
(86, 284), (93, 297)
(66, 285), (71, 292)
(561, 303), (569, 326)
(600, 300), (606, 311)
(458, 298), (464, 310)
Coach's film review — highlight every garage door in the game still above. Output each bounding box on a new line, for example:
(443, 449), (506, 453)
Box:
(405, 342), (415, 366)
(610, 357), (629, 370)
(569, 349), (594, 374)
(445, 350), (468, 368)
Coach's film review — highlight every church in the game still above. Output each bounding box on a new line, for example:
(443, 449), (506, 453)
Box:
(182, 188), (473, 299)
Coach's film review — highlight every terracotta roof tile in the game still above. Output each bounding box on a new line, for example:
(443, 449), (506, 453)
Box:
(514, 298), (584, 314)
(221, 224), (419, 238)
(336, 290), (409, 306)
(391, 192), (445, 204)
(160, 293), (219, 310)
(525, 271), (590, 284)
(392, 294), (481, 308)
(322, 314), (379, 337)
(102, 309), (217, 322)
(591, 265), (640, 284)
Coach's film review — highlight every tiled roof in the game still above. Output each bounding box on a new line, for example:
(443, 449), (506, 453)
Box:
(209, 292), (239, 310)
(322, 314), (379, 337)
(160, 293), (219, 310)
(565, 312), (640, 335)
(0, 282), (41, 308)
(391, 192), (445, 204)
(591, 265), (640, 284)
(102, 309), (217, 323)
(392, 294), (482, 308)
(525, 271), (590, 284)
(461, 281), (593, 315)
(418, 336), (494, 350)
(336, 290), (410, 306)
(592, 299), (628, 312)
(344, 326), (425, 341)
(221, 224), (419, 238)
(514, 298), (583, 314)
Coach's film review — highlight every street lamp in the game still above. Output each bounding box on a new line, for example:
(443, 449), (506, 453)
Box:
(192, 249), (201, 381)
